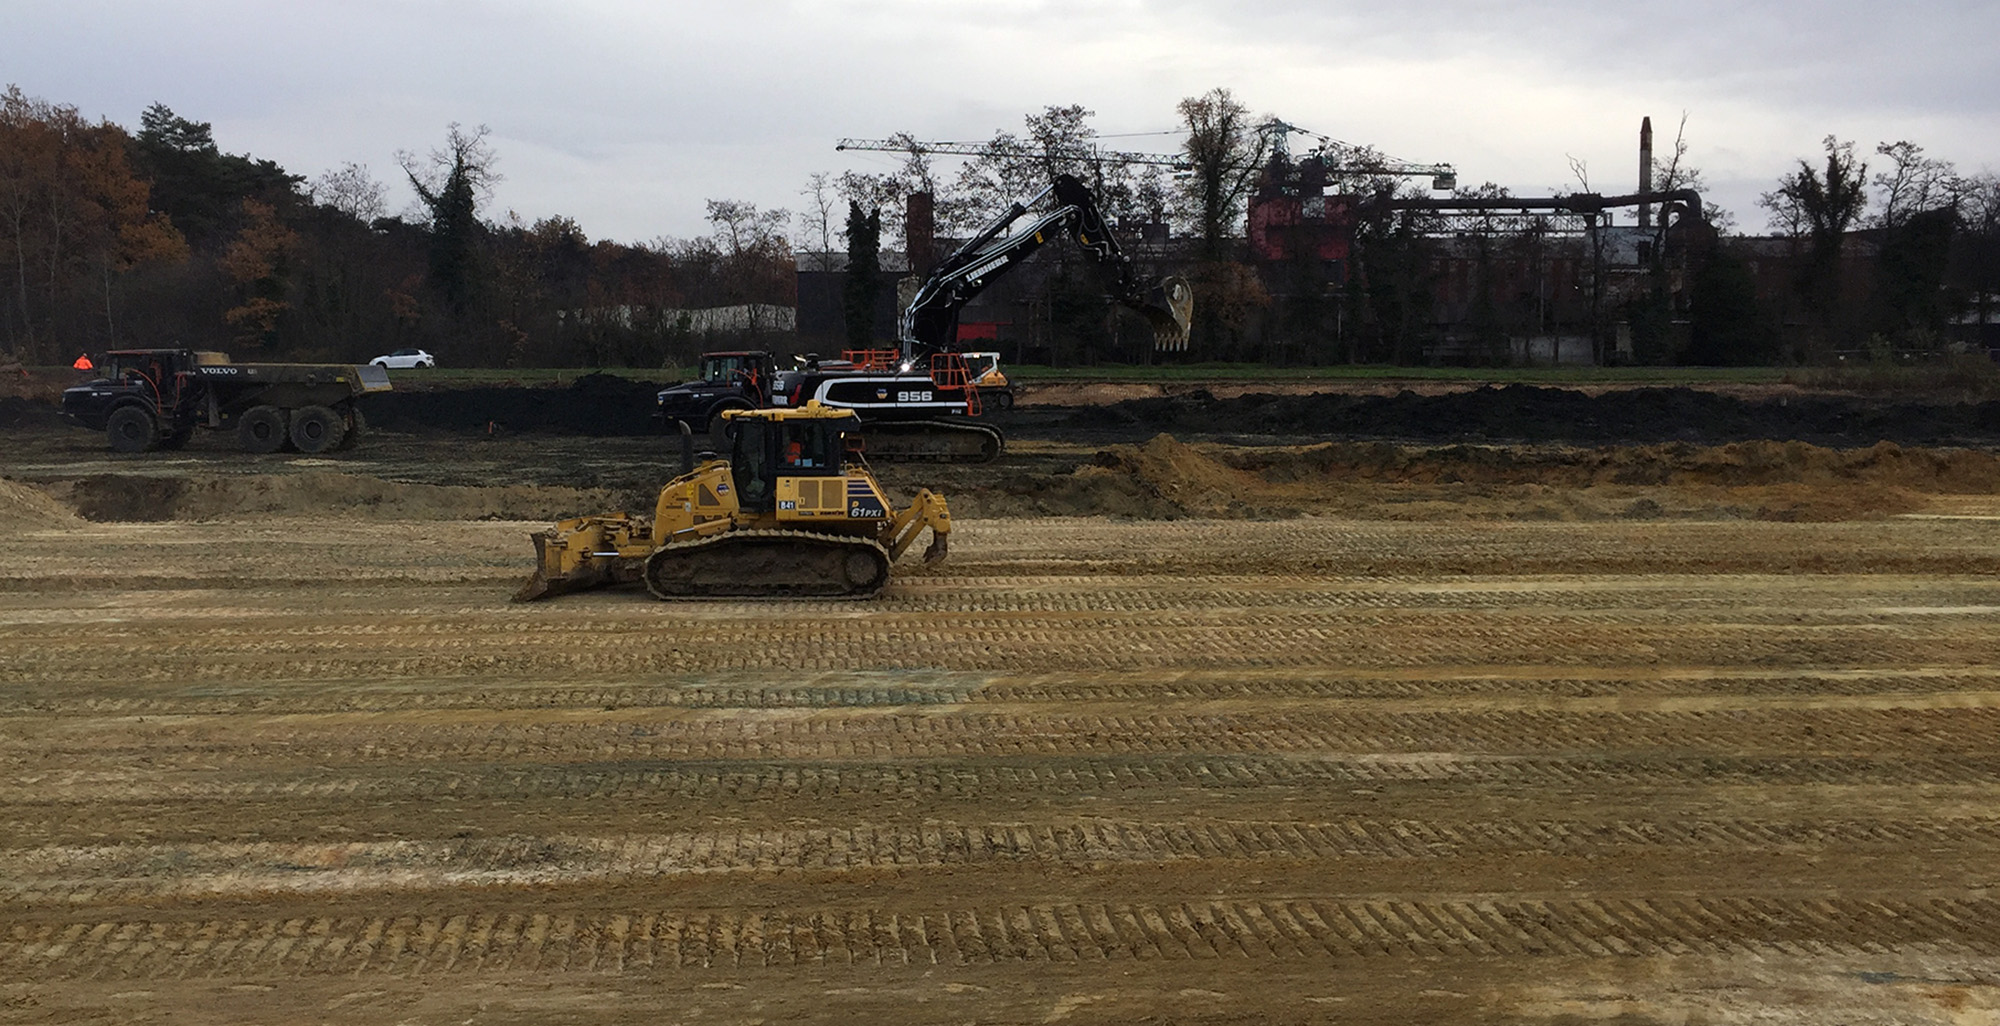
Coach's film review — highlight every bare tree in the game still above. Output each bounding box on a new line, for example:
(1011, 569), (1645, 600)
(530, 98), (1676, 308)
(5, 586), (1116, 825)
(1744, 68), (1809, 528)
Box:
(1176, 87), (1269, 262)
(396, 123), (499, 226)
(1759, 136), (1869, 354)
(309, 162), (387, 223)
(705, 199), (792, 329)
(795, 172), (839, 271)
(397, 124), (501, 317)
(1649, 114), (1735, 233)
(1870, 141), (1964, 229)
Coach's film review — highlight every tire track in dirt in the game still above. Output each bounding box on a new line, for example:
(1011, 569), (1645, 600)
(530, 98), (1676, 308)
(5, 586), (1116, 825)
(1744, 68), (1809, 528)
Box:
(7, 815), (2000, 904)
(10, 753), (2000, 811)
(9, 704), (2000, 771)
(6, 667), (1998, 717)
(6, 580), (1996, 680)
(8, 896), (2000, 979)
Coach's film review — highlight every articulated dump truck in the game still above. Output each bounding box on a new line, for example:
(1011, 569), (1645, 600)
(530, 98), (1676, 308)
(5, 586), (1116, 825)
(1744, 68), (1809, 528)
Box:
(62, 348), (389, 454)
(516, 402), (951, 601)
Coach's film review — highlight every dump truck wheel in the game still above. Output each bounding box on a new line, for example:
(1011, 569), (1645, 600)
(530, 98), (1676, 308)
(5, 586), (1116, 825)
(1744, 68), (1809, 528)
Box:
(289, 405), (347, 454)
(333, 406), (366, 451)
(238, 405), (290, 453)
(105, 406), (159, 453)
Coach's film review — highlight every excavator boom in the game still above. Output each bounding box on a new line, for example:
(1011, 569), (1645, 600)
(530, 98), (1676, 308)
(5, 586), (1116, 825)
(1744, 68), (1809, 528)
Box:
(900, 173), (1194, 356)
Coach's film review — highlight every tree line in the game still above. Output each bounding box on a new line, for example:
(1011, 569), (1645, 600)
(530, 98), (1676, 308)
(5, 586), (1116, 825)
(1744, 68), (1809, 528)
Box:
(4, 80), (1993, 370)
(0, 87), (797, 369)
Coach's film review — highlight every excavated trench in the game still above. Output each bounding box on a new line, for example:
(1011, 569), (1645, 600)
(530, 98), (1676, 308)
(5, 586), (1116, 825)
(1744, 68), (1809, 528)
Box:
(345, 377), (2000, 447)
(6, 380), (2000, 524)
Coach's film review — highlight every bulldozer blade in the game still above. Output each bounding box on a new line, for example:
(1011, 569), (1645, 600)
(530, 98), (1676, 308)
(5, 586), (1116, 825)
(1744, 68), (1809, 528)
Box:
(513, 566), (612, 603)
(512, 531), (613, 603)
(1132, 275), (1193, 351)
(513, 532), (560, 602)
(512, 570), (556, 603)
(922, 530), (950, 564)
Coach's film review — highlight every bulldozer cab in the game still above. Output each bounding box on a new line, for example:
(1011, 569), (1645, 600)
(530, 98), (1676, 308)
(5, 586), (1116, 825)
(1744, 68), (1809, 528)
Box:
(728, 406), (853, 513)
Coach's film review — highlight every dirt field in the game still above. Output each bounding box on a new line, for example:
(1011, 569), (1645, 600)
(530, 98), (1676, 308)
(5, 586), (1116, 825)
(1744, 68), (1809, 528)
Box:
(6, 401), (2000, 1024)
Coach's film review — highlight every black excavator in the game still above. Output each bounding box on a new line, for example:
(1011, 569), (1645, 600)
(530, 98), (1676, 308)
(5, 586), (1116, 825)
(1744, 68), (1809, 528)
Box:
(766, 173), (1193, 463)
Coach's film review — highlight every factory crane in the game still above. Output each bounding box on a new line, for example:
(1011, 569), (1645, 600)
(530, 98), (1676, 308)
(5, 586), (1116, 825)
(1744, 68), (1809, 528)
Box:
(837, 126), (1456, 190)
(836, 138), (1191, 170)
(1255, 119), (1457, 192)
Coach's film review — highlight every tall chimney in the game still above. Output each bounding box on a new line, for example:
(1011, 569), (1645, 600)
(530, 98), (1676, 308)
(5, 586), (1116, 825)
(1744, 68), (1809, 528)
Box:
(905, 191), (936, 278)
(1638, 116), (1654, 229)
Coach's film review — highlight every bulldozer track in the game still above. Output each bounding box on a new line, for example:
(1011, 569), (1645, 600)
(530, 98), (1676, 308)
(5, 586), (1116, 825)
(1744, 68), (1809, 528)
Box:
(643, 530), (891, 600)
(853, 418), (1004, 464)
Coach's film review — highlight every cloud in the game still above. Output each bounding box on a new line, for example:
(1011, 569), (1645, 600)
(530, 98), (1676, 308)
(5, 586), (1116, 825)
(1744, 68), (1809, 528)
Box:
(5, 0), (1996, 241)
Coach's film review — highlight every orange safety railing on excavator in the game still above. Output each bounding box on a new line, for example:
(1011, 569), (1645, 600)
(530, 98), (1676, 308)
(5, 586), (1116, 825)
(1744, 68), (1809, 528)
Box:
(841, 349), (900, 371)
(842, 349), (981, 415)
(928, 353), (981, 416)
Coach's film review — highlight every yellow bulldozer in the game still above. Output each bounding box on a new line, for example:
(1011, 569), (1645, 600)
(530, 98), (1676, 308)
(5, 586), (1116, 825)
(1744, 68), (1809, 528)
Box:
(514, 402), (950, 601)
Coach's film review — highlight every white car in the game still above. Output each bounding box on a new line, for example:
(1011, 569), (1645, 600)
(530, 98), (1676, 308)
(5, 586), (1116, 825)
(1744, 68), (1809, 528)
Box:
(369, 348), (435, 369)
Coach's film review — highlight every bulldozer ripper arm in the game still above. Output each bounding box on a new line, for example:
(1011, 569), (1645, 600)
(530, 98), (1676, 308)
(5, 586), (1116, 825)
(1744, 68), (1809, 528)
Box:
(884, 489), (952, 564)
(512, 513), (653, 602)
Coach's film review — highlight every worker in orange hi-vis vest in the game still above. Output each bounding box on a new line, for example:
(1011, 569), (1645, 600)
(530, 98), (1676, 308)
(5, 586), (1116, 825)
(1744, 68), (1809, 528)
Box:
(73, 353), (93, 371)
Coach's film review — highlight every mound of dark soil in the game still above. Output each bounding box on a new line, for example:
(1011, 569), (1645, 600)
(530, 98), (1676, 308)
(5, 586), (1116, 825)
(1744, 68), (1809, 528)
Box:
(0, 395), (65, 431)
(1072, 385), (2000, 447)
(17, 378), (2000, 449)
(360, 373), (669, 436)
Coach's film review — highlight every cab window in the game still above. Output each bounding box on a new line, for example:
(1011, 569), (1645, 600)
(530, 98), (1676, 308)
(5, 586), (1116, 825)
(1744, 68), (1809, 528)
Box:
(730, 418), (774, 510)
(779, 420), (841, 474)
(703, 356), (745, 383)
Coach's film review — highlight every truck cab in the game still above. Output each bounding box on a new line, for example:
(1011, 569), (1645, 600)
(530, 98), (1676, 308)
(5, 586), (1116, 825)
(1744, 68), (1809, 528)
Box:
(62, 349), (209, 450)
(653, 350), (778, 434)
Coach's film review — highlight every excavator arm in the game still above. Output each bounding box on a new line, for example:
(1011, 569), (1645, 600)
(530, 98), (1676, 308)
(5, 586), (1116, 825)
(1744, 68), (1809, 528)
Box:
(900, 173), (1193, 357)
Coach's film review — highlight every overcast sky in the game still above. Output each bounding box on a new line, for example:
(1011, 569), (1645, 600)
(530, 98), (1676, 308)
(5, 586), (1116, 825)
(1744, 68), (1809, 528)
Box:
(9, 0), (1997, 244)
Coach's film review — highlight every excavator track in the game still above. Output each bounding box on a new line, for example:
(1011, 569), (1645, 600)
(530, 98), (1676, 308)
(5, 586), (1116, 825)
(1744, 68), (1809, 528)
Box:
(856, 419), (1004, 463)
(643, 530), (892, 600)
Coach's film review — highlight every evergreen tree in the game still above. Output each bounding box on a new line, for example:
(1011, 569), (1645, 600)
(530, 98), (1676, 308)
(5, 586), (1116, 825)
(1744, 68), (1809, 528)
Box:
(131, 103), (299, 249)
(842, 201), (881, 348)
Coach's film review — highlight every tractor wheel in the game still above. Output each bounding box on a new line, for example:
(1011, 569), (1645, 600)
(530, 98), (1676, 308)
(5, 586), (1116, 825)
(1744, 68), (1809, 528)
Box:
(105, 406), (160, 453)
(288, 405), (347, 454)
(706, 402), (752, 442)
(237, 405), (290, 453)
